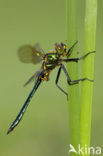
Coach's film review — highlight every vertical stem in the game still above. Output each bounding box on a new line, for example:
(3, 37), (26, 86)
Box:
(66, 0), (80, 155)
(80, 0), (97, 154)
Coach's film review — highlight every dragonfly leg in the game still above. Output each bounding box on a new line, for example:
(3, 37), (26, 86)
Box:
(67, 41), (78, 56)
(64, 51), (95, 63)
(61, 64), (94, 85)
(55, 66), (68, 100)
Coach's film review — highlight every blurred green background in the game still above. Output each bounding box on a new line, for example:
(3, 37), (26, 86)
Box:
(0, 0), (102, 155)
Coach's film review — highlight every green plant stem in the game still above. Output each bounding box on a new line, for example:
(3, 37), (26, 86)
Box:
(66, 0), (80, 155)
(80, 0), (97, 154)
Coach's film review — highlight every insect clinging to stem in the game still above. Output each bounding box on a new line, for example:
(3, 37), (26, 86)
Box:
(7, 41), (95, 134)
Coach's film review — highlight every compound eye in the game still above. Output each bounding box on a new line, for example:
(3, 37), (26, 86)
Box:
(58, 46), (61, 50)
(55, 43), (60, 49)
(56, 44), (61, 50)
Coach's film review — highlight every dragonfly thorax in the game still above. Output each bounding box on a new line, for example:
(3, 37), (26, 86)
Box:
(43, 53), (59, 70)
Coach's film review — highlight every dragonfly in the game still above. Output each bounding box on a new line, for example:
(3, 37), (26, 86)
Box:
(7, 41), (94, 134)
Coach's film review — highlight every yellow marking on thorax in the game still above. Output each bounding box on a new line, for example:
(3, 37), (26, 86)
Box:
(45, 57), (47, 61)
(44, 65), (46, 70)
(44, 57), (47, 70)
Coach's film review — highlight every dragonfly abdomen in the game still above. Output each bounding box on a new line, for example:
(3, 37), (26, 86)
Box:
(7, 75), (42, 134)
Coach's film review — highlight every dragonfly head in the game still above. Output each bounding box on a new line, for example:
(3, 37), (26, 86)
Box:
(55, 43), (67, 56)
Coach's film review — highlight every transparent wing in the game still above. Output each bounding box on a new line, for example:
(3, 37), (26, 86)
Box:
(24, 69), (42, 87)
(18, 43), (44, 64)
(33, 43), (44, 53)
